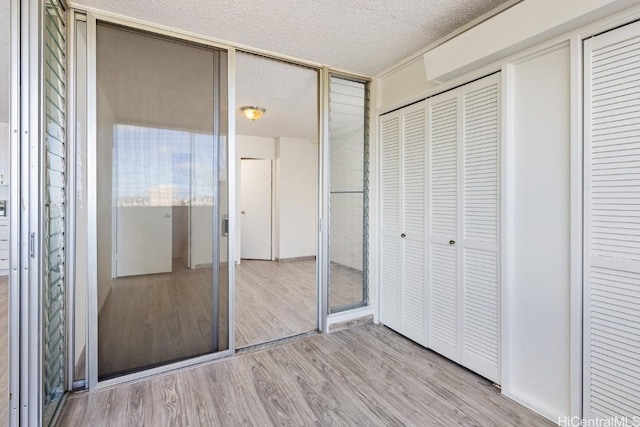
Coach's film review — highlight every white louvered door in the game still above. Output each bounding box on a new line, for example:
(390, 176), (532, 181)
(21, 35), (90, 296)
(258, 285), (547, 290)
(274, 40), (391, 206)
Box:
(379, 102), (428, 346)
(427, 74), (501, 381)
(379, 111), (403, 331)
(584, 21), (640, 419)
(460, 75), (501, 383)
(379, 75), (500, 382)
(428, 90), (461, 362)
(401, 103), (428, 345)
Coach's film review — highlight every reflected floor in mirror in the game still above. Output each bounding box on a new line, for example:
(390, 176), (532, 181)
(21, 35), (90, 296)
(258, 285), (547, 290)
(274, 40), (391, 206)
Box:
(98, 260), (217, 379)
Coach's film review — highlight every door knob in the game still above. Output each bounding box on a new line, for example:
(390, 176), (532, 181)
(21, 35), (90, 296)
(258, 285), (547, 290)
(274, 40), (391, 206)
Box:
(449, 240), (455, 245)
(241, 211), (246, 214)
(401, 233), (406, 238)
(164, 213), (171, 218)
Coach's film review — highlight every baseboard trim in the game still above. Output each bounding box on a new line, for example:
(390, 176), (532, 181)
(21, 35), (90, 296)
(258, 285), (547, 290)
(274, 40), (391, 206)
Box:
(327, 306), (374, 333)
(501, 389), (561, 424)
(275, 255), (316, 263)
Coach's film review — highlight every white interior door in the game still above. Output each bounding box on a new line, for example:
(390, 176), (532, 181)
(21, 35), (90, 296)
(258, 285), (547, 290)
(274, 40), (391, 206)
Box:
(115, 206), (173, 277)
(400, 103), (428, 345)
(240, 159), (272, 260)
(584, 21), (640, 419)
(428, 89), (460, 363)
(379, 112), (402, 331)
(460, 75), (501, 383)
(379, 103), (428, 345)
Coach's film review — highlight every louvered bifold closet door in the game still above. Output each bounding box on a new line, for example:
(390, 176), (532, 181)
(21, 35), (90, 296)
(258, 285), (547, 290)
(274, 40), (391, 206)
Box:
(460, 74), (501, 383)
(379, 112), (403, 330)
(584, 21), (640, 419)
(428, 90), (461, 362)
(400, 102), (428, 345)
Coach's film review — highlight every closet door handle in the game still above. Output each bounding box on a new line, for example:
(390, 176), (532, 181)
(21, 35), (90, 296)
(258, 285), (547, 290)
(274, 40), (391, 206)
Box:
(400, 233), (406, 238)
(449, 240), (455, 245)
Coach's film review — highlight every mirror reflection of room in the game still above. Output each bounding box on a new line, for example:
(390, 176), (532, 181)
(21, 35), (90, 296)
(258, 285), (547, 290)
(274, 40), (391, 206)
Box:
(235, 52), (319, 348)
(94, 24), (229, 380)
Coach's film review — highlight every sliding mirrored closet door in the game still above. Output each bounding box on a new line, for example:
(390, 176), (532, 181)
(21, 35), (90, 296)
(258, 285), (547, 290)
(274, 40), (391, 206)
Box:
(89, 22), (229, 380)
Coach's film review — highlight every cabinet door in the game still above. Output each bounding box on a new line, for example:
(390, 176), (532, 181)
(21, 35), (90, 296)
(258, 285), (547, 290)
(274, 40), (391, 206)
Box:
(428, 90), (460, 362)
(400, 103), (427, 345)
(0, 122), (9, 185)
(460, 74), (501, 383)
(379, 112), (402, 330)
(584, 21), (640, 419)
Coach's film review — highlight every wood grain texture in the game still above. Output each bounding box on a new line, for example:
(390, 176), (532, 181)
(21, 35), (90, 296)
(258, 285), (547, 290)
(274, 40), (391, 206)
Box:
(235, 260), (317, 348)
(328, 314), (373, 333)
(98, 259), (321, 377)
(0, 277), (7, 426)
(59, 324), (552, 426)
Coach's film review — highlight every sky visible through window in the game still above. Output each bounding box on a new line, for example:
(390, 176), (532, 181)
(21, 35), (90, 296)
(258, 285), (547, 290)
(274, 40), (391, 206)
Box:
(114, 124), (215, 206)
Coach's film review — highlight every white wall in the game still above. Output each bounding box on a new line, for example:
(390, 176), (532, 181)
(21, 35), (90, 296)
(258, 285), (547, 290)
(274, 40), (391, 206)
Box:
(377, 59), (438, 111)
(423, 0), (636, 83)
(506, 45), (571, 419)
(276, 137), (317, 260)
(235, 134), (317, 262)
(377, 0), (638, 112)
(172, 206), (188, 258)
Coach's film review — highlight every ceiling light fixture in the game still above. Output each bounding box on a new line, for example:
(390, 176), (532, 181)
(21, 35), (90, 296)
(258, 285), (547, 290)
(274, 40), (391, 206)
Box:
(241, 106), (266, 121)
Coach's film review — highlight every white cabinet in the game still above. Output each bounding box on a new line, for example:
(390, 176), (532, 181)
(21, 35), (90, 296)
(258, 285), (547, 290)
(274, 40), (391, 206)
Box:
(379, 74), (501, 383)
(0, 217), (8, 272)
(583, 20), (640, 419)
(0, 122), (9, 186)
(379, 101), (428, 347)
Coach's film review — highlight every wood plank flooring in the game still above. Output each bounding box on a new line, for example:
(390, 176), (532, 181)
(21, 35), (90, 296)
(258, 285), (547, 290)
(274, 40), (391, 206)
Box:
(0, 276), (8, 426)
(58, 324), (552, 426)
(98, 259), (329, 378)
(235, 260), (317, 347)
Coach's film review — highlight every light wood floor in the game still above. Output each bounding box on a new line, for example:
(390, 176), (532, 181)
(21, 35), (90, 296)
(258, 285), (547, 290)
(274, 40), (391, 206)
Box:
(58, 324), (552, 426)
(99, 259), (330, 378)
(98, 261), (218, 378)
(235, 259), (317, 348)
(0, 276), (8, 426)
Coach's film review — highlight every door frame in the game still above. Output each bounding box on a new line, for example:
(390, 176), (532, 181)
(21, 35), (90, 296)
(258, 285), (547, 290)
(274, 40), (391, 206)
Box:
(82, 11), (237, 389)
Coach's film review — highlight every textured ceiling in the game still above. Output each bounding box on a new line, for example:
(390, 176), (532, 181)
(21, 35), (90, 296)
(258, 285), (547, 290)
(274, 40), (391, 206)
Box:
(1, 0), (509, 128)
(74, 0), (508, 76)
(235, 53), (318, 140)
(98, 25), (318, 140)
